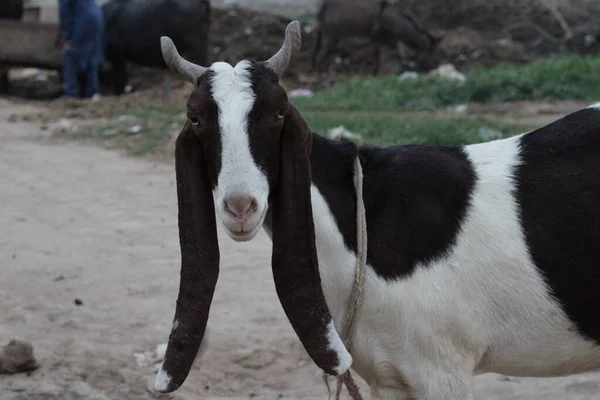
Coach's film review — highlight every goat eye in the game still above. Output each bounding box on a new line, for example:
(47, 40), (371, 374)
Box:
(274, 110), (285, 121)
(189, 116), (200, 126)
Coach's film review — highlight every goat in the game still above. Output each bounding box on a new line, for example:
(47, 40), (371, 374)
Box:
(101, 0), (210, 102)
(311, 0), (441, 75)
(154, 20), (600, 399)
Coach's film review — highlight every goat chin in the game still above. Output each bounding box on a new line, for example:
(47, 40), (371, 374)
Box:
(220, 212), (266, 242)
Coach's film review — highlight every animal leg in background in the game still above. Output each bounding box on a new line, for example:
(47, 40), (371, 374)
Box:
(162, 72), (171, 106)
(0, 68), (9, 94)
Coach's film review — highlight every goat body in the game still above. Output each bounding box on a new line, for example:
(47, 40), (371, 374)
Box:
(156, 20), (600, 399)
(302, 105), (600, 398)
(312, 0), (438, 74)
(101, 0), (210, 95)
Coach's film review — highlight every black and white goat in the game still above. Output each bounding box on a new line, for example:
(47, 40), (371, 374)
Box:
(154, 20), (600, 399)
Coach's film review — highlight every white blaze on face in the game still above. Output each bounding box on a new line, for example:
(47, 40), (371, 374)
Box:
(209, 61), (270, 239)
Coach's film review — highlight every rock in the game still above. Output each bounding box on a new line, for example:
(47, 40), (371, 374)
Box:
(288, 88), (314, 98)
(453, 104), (468, 114)
(427, 63), (466, 83)
(397, 71), (419, 80)
(0, 339), (39, 374)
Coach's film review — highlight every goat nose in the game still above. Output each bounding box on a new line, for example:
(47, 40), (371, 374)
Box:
(224, 195), (257, 219)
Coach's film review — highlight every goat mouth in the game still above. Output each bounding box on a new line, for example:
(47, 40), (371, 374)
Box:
(223, 207), (267, 242)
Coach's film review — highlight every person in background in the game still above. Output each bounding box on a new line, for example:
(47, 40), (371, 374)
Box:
(58, 0), (105, 100)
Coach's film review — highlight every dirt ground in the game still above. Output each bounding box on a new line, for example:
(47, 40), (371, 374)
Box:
(3, 96), (600, 400)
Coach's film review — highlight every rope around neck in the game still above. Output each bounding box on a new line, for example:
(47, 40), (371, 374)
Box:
(323, 156), (367, 400)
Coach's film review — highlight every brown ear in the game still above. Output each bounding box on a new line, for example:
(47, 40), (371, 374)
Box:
(270, 104), (352, 376)
(154, 125), (220, 393)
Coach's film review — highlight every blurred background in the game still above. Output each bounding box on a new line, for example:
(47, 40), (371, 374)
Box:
(1, 1), (600, 399)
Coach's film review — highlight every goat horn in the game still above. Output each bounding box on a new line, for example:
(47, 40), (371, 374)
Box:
(160, 36), (207, 86)
(264, 20), (302, 78)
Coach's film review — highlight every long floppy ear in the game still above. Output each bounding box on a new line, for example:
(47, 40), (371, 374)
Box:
(270, 103), (352, 377)
(154, 125), (220, 393)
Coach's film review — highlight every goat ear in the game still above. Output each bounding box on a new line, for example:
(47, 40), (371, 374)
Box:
(154, 125), (220, 393)
(270, 103), (352, 376)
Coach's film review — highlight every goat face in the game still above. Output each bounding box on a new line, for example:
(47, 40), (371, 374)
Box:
(154, 21), (352, 394)
(183, 60), (288, 242)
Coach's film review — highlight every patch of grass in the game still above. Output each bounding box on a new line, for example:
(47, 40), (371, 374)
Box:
(81, 107), (531, 156)
(81, 107), (185, 156)
(303, 111), (531, 147)
(81, 56), (594, 154)
(293, 55), (600, 112)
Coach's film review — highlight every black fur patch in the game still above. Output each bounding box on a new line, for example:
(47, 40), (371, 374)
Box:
(514, 106), (600, 343)
(311, 134), (477, 281)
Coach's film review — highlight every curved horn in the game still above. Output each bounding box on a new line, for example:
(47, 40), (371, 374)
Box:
(160, 36), (207, 86)
(264, 20), (302, 78)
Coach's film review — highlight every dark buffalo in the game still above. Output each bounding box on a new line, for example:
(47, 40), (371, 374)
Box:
(101, 0), (211, 98)
(0, 0), (24, 94)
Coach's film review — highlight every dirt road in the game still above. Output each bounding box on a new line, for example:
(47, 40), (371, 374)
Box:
(2, 98), (600, 399)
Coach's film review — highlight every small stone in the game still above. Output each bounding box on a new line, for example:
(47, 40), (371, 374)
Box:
(74, 298), (83, 306)
(0, 340), (39, 374)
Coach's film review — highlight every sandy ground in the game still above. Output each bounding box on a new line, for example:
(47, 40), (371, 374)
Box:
(2, 97), (600, 400)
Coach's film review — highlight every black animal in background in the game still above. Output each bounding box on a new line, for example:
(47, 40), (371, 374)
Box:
(101, 0), (211, 102)
(0, 0), (24, 94)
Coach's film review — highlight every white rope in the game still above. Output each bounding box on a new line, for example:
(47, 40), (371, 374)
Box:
(323, 156), (367, 400)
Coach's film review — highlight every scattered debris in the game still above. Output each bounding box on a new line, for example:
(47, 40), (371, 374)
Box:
(133, 343), (168, 369)
(57, 118), (74, 132)
(127, 125), (143, 135)
(327, 125), (364, 146)
(0, 339), (39, 374)
(288, 88), (314, 98)
(398, 71), (420, 80)
(117, 115), (138, 123)
(427, 63), (467, 83)
(453, 104), (468, 114)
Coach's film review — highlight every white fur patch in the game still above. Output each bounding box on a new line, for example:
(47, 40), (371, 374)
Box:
(154, 365), (172, 392)
(209, 61), (270, 239)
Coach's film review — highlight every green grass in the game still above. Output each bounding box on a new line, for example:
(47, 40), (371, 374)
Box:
(303, 110), (530, 147)
(85, 107), (529, 154)
(78, 55), (600, 154)
(293, 55), (600, 112)
(80, 107), (185, 156)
